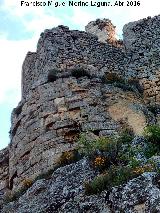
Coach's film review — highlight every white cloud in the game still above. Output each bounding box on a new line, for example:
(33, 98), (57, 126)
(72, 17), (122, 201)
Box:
(0, 37), (37, 105)
(2, 0), (62, 37)
(24, 14), (61, 37)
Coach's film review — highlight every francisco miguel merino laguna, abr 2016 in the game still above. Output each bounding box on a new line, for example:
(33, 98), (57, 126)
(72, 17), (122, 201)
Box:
(20, 0), (141, 7)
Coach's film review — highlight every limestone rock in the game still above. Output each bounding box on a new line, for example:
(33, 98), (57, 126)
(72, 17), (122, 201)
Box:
(109, 172), (160, 212)
(1, 159), (99, 213)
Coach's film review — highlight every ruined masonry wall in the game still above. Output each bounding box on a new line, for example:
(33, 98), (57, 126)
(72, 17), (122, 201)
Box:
(0, 15), (160, 193)
(22, 25), (124, 99)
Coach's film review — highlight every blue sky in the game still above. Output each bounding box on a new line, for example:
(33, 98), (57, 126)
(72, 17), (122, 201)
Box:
(0, 0), (159, 150)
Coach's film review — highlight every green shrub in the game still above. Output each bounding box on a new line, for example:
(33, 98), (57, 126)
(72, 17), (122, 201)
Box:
(118, 131), (134, 145)
(84, 162), (156, 195)
(78, 132), (135, 169)
(84, 166), (136, 195)
(128, 157), (141, 168)
(118, 144), (136, 165)
(71, 68), (90, 79)
(77, 133), (94, 156)
(35, 169), (55, 181)
(93, 136), (119, 152)
(78, 134), (119, 155)
(48, 69), (58, 82)
(78, 134), (120, 166)
(143, 142), (158, 158)
(144, 125), (160, 148)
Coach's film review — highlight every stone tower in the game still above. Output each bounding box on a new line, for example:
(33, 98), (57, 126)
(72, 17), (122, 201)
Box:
(0, 16), (160, 197)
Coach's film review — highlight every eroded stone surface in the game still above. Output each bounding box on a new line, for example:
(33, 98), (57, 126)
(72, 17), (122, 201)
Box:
(85, 18), (116, 43)
(109, 172), (160, 212)
(1, 159), (99, 213)
(0, 148), (9, 205)
(10, 80), (151, 191)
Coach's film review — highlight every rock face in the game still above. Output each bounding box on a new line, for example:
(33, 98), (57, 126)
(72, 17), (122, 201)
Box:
(1, 159), (100, 213)
(0, 148), (9, 205)
(10, 73), (149, 191)
(0, 15), (160, 210)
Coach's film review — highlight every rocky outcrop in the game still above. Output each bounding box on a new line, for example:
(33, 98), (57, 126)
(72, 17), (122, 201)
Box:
(9, 15), (160, 191)
(1, 159), (99, 212)
(110, 172), (160, 212)
(1, 159), (160, 213)
(85, 18), (116, 44)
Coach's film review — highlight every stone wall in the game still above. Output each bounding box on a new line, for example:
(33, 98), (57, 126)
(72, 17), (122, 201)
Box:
(123, 15), (160, 104)
(0, 15), (160, 192)
(22, 24), (125, 99)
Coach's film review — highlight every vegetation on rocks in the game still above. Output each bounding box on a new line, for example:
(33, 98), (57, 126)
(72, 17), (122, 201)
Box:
(1, 15), (160, 212)
(47, 69), (58, 82)
(144, 124), (160, 148)
(102, 72), (143, 94)
(5, 124), (160, 202)
(84, 163), (156, 195)
(76, 125), (160, 195)
(71, 68), (90, 79)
